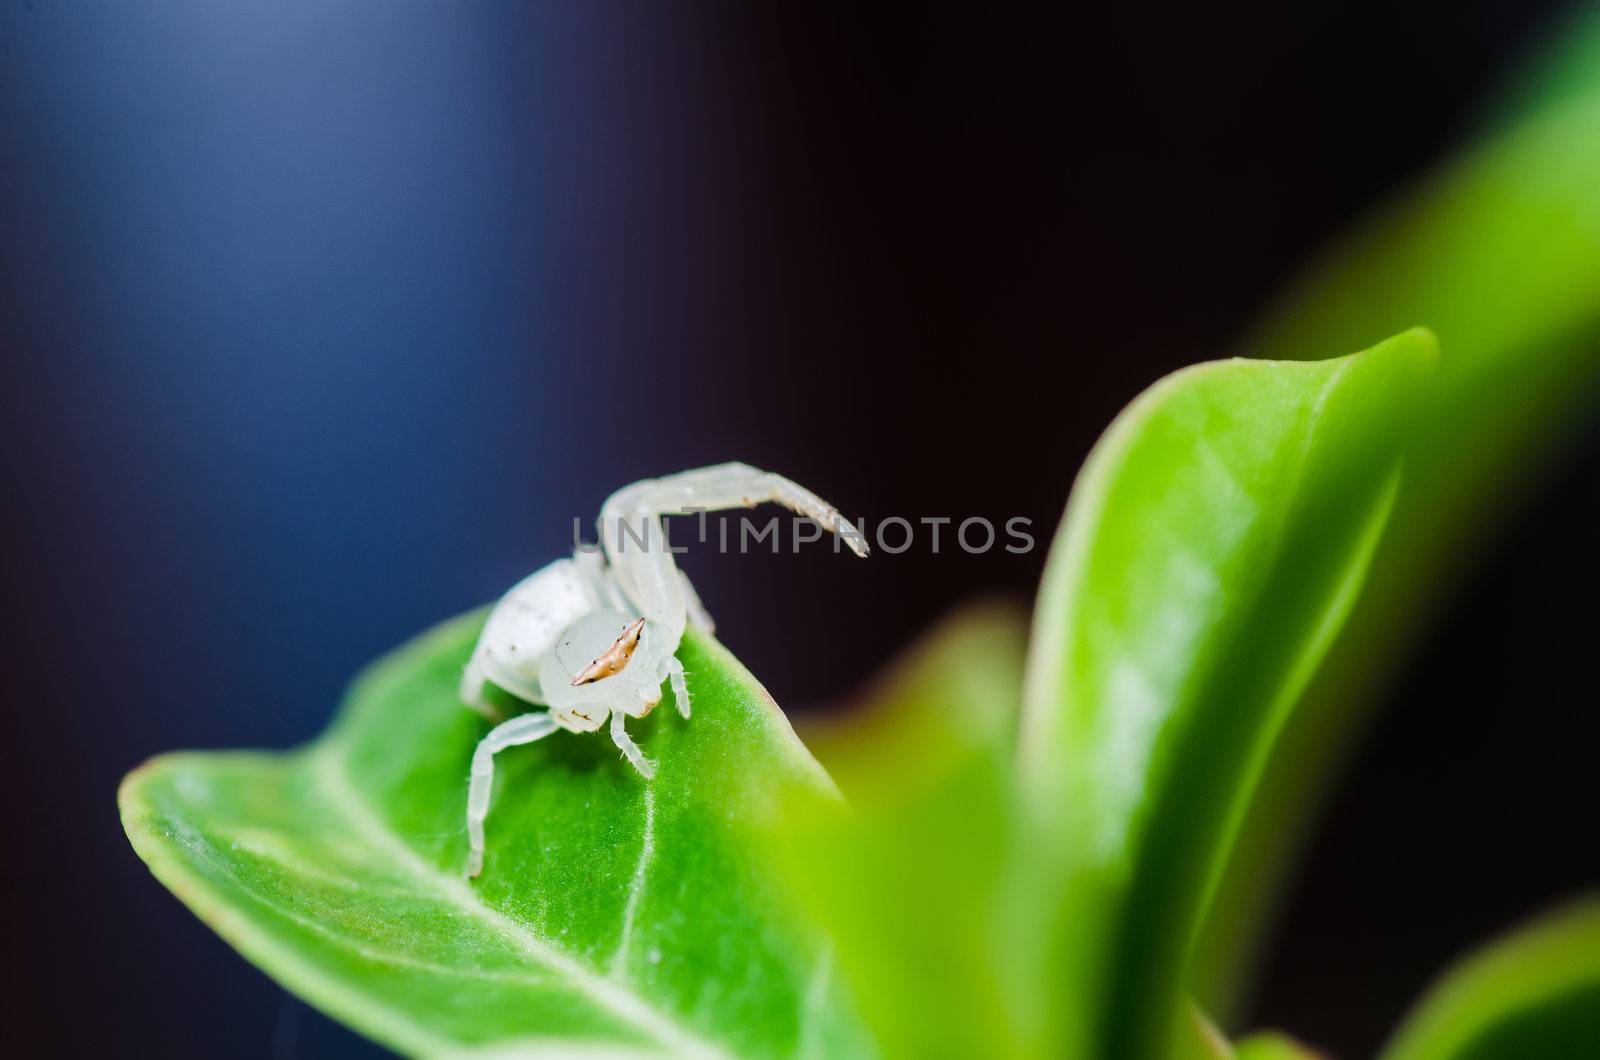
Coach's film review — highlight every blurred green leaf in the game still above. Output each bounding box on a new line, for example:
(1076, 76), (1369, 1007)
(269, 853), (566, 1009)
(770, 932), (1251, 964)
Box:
(1019, 330), (1437, 1058)
(1380, 897), (1600, 1060)
(1174, 1003), (1240, 1060)
(798, 598), (1029, 801)
(1232, 1029), (1323, 1060)
(1191, 28), (1600, 1016)
(770, 603), (1034, 1059)
(121, 612), (872, 1059)
(1480, 4), (1600, 130)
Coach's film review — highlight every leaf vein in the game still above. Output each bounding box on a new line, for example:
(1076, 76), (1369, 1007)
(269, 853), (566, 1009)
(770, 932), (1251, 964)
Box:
(312, 749), (731, 1060)
(611, 785), (657, 978)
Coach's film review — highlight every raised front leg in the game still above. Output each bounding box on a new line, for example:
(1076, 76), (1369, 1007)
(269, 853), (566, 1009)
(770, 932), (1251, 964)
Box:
(602, 462), (869, 558)
(599, 463), (869, 642)
(466, 712), (559, 878)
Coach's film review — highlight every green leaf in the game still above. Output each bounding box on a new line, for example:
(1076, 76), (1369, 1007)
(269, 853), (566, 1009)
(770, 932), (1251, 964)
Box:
(797, 598), (1029, 801)
(1379, 897), (1600, 1060)
(1173, 1003), (1240, 1060)
(768, 603), (1035, 1059)
(1478, 5), (1600, 132)
(120, 611), (872, 1059)
(1191, 39), (1600, 1017)
(1232, 1030), (1323, 1060)
(1018, 329), (1437, 1058)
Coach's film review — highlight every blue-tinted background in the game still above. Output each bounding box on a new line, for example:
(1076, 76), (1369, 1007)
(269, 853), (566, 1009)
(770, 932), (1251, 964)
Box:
(3, 2), (1596, 1056)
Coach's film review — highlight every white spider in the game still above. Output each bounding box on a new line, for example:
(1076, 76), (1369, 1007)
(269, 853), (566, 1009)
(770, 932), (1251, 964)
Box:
(460, 462), (868, 877)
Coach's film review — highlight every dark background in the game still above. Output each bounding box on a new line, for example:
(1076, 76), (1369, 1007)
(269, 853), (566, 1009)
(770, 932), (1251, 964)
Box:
(2, 2), (1595, 1056)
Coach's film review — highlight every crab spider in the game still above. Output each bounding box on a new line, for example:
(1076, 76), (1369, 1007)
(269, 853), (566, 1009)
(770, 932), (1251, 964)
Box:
(460, 462), (868, 877)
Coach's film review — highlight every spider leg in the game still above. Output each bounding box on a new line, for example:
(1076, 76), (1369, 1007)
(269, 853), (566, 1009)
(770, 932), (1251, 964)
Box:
(465, 712), (560, 878)
(658, 655), (690, 719)
(599, 463), (867, 643)
(610, 710), (656, 779)
(680, 570), (715, 635)
(458, 656), (505, 722)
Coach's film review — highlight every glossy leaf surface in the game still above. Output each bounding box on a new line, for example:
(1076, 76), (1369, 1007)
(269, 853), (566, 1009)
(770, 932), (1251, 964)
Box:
(1019, 330), (1436, 1058)
(121, 613), (869, 1059)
